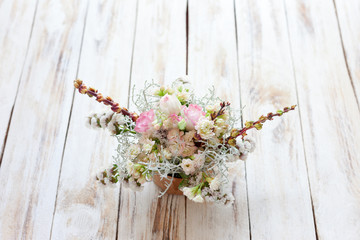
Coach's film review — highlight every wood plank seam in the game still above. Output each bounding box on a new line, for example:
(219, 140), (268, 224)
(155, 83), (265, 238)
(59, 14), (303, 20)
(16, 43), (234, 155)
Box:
(332, 0), (360, 112)
(0, 0), (39, 168)
(48, 2), (90, 238)
(186, 0), (189, 76)
(126, 0), (140, 114)
(185, 2), (189, 237)
(115, 1), (139, 239)
(233, 0), (252, 238)
(282, 0), (320, 239)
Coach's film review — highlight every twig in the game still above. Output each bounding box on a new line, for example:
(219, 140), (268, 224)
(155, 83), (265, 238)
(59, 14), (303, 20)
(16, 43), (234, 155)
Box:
(74, 80), (139, 122)
(226, 105), (297, 146)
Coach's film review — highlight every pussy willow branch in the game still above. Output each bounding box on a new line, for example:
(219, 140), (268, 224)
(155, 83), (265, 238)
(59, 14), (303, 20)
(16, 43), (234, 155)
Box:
(226, 105), (297, 146)
(74, 80), (139, 122)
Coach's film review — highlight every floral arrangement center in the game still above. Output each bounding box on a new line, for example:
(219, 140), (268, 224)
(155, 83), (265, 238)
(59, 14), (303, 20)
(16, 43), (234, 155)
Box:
(74, 78), (296, 205)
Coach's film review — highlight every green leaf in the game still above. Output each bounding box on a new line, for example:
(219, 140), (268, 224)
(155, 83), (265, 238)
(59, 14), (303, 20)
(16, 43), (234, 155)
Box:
(254, 123), (263, 130)
(245, 121), (253, 128)
(178, 179), (188, 189)
(179, 172), (189, 179)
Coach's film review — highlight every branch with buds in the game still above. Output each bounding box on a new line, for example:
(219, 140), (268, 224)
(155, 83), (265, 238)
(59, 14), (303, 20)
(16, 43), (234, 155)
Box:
(74, 80), (139, 122)
(211, 101), (230, 120)
(226, 105), (297, 146)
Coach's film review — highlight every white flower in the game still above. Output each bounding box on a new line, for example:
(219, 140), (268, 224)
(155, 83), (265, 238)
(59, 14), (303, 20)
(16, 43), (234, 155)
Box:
(99, 115), (107, 128)
(126, 160), (134, 174)
(165, 87), (175, 95)
(107, 122), (116, 134)
(244, 141), (252, 152)
(182, 186), (196, 199)
(112, 113), (125, 125)
(214, 126), (226, 137)
(193, 154), (205, 168)
(209, 176), (221, 191)
(143, 144), (153, 153)
(195, 117), (215, 139)
(159, 94), (182, 115)
(192, 194), (204, 203)
(141, 138), (155, 153)
(137, 176), (147, 184)
(236, 138), (246, 153)
(161, 148), (172, 159)
(90, 117), (98, 128)
(180, 158), (196, 175)
(128, 144), (141, 159)
(153, 86), (165, 96)
(176, 91), (190, 102)
(240, 151), (249, 160)
(205, 104), (217, 113)
(244, 136), (256, 152)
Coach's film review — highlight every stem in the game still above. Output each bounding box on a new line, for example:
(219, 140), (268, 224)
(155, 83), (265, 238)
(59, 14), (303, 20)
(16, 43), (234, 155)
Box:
(74, 80), (139, 122)
(226, 105), (297, 145)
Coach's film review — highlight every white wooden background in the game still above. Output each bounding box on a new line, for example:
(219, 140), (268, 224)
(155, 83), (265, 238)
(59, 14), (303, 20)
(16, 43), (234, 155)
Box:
(0, 0), (359, 239)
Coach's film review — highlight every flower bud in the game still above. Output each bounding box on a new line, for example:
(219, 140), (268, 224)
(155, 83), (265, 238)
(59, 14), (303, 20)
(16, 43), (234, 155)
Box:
(159, 94), (182, 116)
(178, 119), (187, 130)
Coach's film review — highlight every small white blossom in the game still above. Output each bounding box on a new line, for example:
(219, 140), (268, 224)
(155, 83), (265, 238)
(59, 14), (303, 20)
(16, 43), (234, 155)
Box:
(161, 148), (172, 160)
(193, 154), (205, 168)
(195, 117), (215, 140)
(107, 122), (116, 134)
(244, 136), (256, 152)
(180, 158), (196, 175)
(240, 151), (249, 160)
(112, 113), (126, 125)
(90, 117), (98, 128)
(128, 144), (141, 159)
(209, 176), (221, 191)
(182, 187), (196, 200)
(99, 115), (107, 128)
(141, 138), (155, 153)
(192, 194), (204, 203)
(205, 105), (217, 113)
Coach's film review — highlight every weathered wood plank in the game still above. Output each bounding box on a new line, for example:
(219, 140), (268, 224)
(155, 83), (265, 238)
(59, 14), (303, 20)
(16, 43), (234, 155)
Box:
(0, 0), (88, 239)
(50, 1), (137, 239)
(333, 0), (360, 106)
(0, 0), (37, 163)
(117, 0), (187, 239)
(186, 0), (250, 239)
(235, 0), (316, 238)
(284, 0), (360, 239)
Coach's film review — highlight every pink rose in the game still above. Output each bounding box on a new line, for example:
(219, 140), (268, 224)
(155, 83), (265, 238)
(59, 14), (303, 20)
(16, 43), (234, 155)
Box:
(135, 109), (155, 133)
(182, 104), (205, 131)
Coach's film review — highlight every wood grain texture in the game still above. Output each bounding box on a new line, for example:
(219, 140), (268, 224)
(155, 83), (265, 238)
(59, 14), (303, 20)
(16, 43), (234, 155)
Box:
(0, 0), (88, 239)
(50, 0), (137, 239)
(1, 0), (360, 239)
(235, 0), (316, 239)
(333, 0), (360, 106)
(0, 0), (37, 162)
(116, 0), (187, 239)
(284, 0), (360, 238)
(186, 0), (250, 239)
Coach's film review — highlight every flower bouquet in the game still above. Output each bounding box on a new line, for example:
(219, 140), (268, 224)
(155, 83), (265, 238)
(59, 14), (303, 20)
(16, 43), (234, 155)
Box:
(74, 78), (296, 205)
